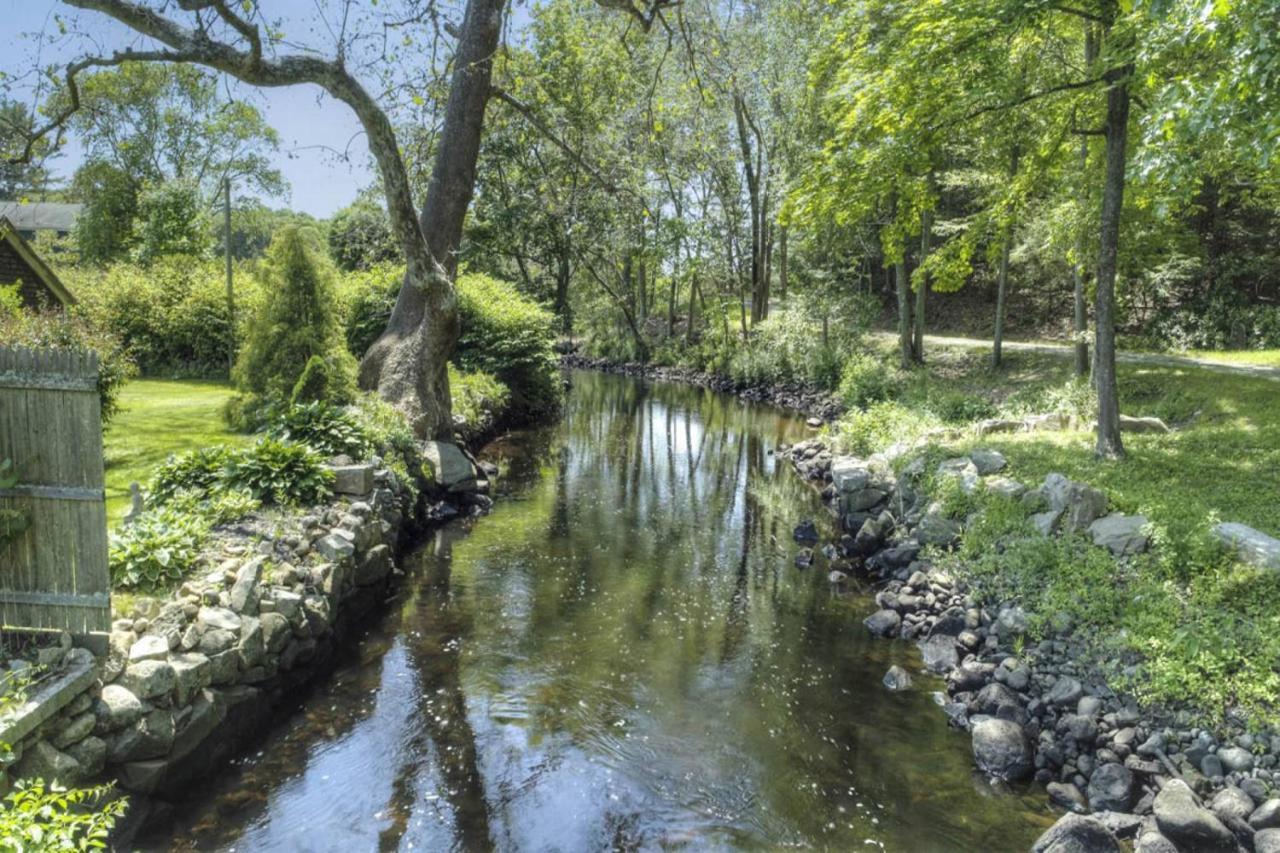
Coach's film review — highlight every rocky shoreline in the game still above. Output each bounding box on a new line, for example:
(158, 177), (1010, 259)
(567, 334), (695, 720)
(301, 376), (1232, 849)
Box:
(560, 353), (844, 421)
(0, 440), (495, 843)
(782, 436), (1280, 853)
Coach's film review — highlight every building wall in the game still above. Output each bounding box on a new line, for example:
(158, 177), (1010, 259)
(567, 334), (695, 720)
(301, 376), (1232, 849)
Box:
(0, 240), (63, 310)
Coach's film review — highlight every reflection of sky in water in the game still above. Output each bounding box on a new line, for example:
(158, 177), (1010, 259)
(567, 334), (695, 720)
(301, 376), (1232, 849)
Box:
(155, 371), (1051, 852)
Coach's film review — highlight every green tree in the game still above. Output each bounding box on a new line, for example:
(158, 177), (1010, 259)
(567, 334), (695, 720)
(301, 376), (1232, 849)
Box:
(132, 179), (212, 263)
(328, 200), (399, 271)
(233, 226), (356, 409)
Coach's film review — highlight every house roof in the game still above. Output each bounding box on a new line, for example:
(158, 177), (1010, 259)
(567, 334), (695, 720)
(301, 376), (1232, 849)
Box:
(0, 201), (84, 233)
(0, 217), (77, 307)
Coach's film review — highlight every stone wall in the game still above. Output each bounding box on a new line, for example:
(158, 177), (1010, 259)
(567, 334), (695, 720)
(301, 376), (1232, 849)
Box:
(3, 458), (423, 803)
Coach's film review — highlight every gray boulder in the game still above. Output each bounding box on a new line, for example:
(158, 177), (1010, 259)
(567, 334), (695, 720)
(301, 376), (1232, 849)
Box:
(1043, 473), (1108, 533)
(918, 635), (959, 674)
(1088, 513), (1150, 556)
(1031, 813), (1121, 853)
(422, 441), (478, 492)
(1252, 799), (1280, 831)
(830, 458), (871, 494)
(1048, 782), (1089, 814)
(1210, 786), (1256, 822)
(119, 659), (176, 700)
(1088, 763), (1134, 813)
(1257, 829), (1280, 853)
(863, 609), (901, 638)
(1134, 832), (1179, 853)
(1213, 522), (1280, 570)
(1045, 676), (1084, 708)
(316, 533), (356, 562)
(14, 741), (80, 784)
(915, 512), (962, 547)
(329, 463), (375, 495)
(1120, 415), (1170, 434)
(1153, 779), (1236, 852)
(93, 684), (145, 734)
(128, 634), (169, 662)
(971, 716), (1032, 781)
(969, 448), (1008, 475)
(1217, 745), (1255, 774)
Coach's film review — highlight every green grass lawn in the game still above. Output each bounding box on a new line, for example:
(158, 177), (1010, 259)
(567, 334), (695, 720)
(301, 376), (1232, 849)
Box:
(1181, 348), (1280, 368)
(103, 379), (249, 524)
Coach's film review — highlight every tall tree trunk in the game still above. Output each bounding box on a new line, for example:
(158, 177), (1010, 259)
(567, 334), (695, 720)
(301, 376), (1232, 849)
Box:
(1094, 65), (1131, 459)
(913, 200), (933, 363)
(895, 259), (912, 370)
(733, 93), (764, 325)
(359, 0), (505, 439)
(1073, 26), (1098, 378)
(993, 148), (1020, 368)
(555, 250), (571, 336)
(778, 224), (788, 300)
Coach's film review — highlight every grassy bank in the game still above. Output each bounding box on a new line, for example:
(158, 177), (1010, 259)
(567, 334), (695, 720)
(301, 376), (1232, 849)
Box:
(825, 342), (1280, 723)
(102, 379), (249, 524)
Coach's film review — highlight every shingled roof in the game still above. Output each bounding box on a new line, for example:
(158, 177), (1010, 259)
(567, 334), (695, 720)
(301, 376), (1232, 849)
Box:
(0, 201), (84, 234)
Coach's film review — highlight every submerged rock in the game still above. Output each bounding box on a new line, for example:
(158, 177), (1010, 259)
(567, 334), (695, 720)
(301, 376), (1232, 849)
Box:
(882, 665), (913, 691)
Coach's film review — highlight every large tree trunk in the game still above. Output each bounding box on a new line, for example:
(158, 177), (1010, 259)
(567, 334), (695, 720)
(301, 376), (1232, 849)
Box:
(1094, 65), (1131, 459)
(913, 202), (933, 363)
(358, 0), (505, 440)
(895, 259), (912, 370)
(555, 249), (572, 336)
(1073, 26), (1098, 378)
(993, 149), (1020, 368)
(778, 224), (788, 301)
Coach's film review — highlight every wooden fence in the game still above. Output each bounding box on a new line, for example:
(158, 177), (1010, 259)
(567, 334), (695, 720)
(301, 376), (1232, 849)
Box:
(0, 346), (111, 636)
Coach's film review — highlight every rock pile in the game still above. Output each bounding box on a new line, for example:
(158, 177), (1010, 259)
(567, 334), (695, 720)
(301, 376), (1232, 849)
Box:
(782, 437), (1280, 852)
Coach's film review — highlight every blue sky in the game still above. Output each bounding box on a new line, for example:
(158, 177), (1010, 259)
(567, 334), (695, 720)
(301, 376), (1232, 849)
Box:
(3, 0), (377, 217)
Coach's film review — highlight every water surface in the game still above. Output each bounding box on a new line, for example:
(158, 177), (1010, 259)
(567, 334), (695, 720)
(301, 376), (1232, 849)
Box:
(154, 370), (1052, 851)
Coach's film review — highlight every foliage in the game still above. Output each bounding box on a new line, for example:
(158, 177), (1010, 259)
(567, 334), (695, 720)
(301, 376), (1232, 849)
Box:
(148, 446), (233, 505)
(0, 778), (126, 852)
(834, 400), (939, 457)
(66, 257), (259, 378)
(454, 272), (561, 420)
(838, 351), (900, 410)
(233, 226), (356, 410)
(726, 306), (852, 390)
(131, 180), (212, 264)
(72, 161), (141, 265)
(353, 394), (422, 506)
(0, 309), (136, 422)
(222, 438), (333, 506)
(338, 264), (402, 359)
(109, 503), (209, 589)
(449, 364), (512, 442)
(0, 99), (52, 198)
(327, 200), (399, 272)
(263, 401), (372, 458)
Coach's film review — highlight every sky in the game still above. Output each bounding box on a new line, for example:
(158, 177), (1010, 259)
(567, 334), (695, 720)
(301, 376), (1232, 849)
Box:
(3, 0), (377, 218)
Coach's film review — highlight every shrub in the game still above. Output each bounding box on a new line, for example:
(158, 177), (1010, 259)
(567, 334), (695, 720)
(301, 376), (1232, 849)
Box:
(109, 504), (208, 589)
(148, 446), (234, 504)
(0, 308), (136, 422)
(354, 393), (421, 505)
(929, 390), (996, 425)
(835, 400), (939, 456)
(66, 257), (259, 377)
(455, 272), (561, 420)
(233, 226), (357, 409)
(337, 264), (401, 358)
(264, 401), (371, 458)
(450, 364), (512, 441)
(838, 352), (899, 410)
(0, 777), (126, 851)
(223, 437), (333, 505)
(727, 307), (853, 391)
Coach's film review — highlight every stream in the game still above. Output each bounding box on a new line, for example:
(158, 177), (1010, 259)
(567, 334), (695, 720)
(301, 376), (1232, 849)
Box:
(148, 370), (1052, 851)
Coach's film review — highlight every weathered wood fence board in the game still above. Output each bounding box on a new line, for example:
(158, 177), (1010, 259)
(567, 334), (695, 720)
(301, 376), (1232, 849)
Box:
(0, 346), (111, 634)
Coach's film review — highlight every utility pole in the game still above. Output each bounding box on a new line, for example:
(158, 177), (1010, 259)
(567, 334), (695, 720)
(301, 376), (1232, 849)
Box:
(223, 177), (235, 374)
